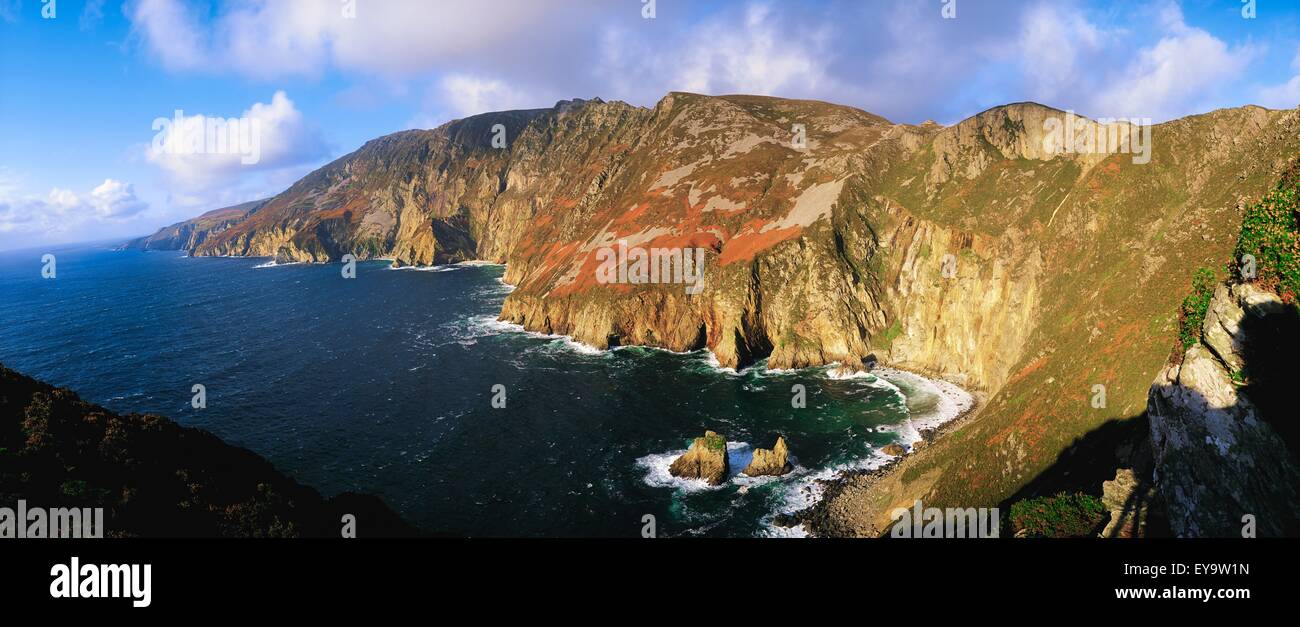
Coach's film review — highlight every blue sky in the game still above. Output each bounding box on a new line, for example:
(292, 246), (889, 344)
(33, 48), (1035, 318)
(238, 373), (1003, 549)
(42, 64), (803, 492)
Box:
(0, 0), (1297, 251)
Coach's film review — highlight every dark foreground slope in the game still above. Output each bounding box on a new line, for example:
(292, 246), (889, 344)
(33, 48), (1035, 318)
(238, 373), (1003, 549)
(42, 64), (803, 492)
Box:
(0, 363), (420, 537)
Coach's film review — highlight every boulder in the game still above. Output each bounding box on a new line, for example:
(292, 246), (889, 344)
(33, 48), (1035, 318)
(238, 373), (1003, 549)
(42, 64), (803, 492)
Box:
(669, 431), (729, 485)
(881, 443), (906, 457)
(743, 436), (793, 476)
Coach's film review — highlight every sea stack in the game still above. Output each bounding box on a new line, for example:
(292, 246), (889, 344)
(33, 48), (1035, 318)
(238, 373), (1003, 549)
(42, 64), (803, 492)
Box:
(668, 431), (729, 485)
(743, 436), (793, 477)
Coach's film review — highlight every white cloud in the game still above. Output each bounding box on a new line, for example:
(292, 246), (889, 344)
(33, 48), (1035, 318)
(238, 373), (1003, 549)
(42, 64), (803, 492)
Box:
(124, 0), (1282, 128)
(129, 0), (209, 71)
(144, 91), (328, 197)
(1255, 45), (1300, 109)
(128, 0), (591, 79)
(1017, 3), (1106, 105)
(1089, 7), (1251, 120)
(437, 74), (537, 119)
(1011, 1), (1253, 122)
(670, 3), (831, 98)
(0, 179), (149, 236)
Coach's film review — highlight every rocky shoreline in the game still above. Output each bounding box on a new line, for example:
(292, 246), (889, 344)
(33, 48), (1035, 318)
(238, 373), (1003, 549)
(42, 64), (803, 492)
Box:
(774, 373), (984, 537)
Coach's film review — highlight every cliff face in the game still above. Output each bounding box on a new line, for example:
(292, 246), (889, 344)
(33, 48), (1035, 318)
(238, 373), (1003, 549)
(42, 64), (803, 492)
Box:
(119, 199), (268, 252)
(129, 94), (1300, 522)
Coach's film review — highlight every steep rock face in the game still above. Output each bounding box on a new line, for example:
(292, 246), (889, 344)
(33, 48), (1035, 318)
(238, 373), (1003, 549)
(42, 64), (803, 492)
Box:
(669, 431), (729, 485)
(743, 436), (792, 477)
(127, 94), (1300, 526)
(1148, 284), (1300, 537)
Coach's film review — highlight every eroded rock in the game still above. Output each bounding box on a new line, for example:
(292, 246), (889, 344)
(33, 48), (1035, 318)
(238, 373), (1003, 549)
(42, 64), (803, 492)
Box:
(743, 436), (793, 476)
(669, 431), (729, 485)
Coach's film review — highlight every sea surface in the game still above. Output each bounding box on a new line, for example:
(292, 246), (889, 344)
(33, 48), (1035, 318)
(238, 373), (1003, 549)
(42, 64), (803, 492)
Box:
(0, 243), (962, 537)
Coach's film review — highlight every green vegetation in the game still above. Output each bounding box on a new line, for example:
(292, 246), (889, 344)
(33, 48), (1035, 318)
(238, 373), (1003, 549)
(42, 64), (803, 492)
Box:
(704, 433), (726, 452)
(60, 479), (89, 498)
(1009, 492), (1107, 537)
(878, 319), (904, 351)
(1232, 171), (1300, 307)
(1178, 267), (1217, 348)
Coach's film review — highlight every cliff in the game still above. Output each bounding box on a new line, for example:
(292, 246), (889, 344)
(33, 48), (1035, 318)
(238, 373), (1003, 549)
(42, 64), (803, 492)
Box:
(127, 94), (1300, 528)
(119, 199), (269, 252)
(0, 363), (420, 537)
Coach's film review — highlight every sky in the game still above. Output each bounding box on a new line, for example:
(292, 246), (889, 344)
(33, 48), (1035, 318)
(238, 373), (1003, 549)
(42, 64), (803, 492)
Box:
(0, 0), (1297, 252)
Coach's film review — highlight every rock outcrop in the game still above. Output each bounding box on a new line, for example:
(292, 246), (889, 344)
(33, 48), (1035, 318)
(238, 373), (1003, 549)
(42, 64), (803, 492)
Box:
(743, 436), (792, 476)
(881, 443), (906, 457)
(669, 431), (729, 485)
(1100, 468), (1158, 538)
(1147, 283), (1300, 537)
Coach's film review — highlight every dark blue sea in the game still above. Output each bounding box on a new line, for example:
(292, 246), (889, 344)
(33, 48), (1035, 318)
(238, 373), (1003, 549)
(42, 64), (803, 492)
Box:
(0, 243), (964, 537)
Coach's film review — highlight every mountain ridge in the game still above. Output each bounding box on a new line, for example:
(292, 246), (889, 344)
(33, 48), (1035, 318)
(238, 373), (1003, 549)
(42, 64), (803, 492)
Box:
(122, 92), (1300, 524)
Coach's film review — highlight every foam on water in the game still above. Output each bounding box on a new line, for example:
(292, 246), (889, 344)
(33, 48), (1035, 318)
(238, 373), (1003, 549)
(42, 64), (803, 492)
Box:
(252, 259), (302, 268)
(636, 441), (765, 493)
(386, 264), (463, 273)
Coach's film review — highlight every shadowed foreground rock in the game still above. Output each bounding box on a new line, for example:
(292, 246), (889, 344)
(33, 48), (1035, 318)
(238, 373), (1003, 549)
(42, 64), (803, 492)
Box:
(1147, 283), (1300, 537)
(743, 436), (792, 477)
(0, 363), (421, 538)
(669, 431), (729, 485)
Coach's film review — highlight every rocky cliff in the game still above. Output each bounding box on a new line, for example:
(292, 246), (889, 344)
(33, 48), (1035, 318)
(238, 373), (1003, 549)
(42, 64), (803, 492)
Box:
(1148, 283), (1300, 536)
(120, 199), (268, 252)
(129, 94), (1300, 530)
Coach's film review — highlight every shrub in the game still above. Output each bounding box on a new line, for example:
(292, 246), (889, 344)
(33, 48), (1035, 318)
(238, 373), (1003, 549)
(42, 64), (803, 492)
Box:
(60, 479), (90, 499)
(1010, 492), (1107, 537)
(1232, 168), (1300, 305)
(1178, 267), (1217, 348)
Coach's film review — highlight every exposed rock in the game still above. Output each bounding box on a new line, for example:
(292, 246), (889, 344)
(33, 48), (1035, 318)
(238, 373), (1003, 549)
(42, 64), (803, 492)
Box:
(669, 431), (729, 485)
(1100, 468), (1157, 538)
(1148, 283), (1300, 537)
(881, 443), (906, 457)
(743, 436), (793, 476)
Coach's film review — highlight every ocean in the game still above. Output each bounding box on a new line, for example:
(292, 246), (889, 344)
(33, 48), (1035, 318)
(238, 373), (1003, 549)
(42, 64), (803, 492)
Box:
(0, 243), (967, 537)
